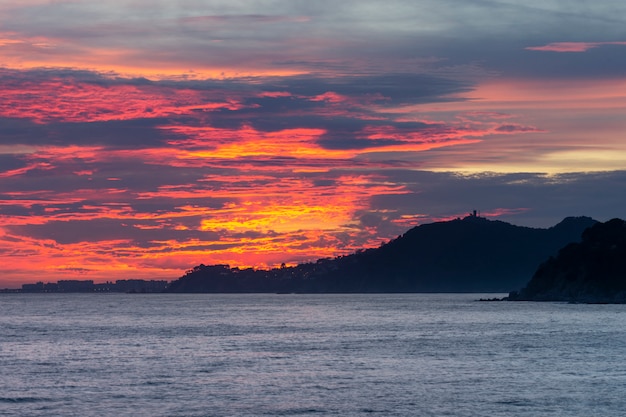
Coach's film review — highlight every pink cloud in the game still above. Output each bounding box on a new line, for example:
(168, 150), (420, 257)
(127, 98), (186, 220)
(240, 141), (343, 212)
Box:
(526, 41), (626, 53)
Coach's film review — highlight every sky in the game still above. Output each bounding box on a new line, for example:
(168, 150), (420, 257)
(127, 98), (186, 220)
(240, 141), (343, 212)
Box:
(1, 0), (626, 287)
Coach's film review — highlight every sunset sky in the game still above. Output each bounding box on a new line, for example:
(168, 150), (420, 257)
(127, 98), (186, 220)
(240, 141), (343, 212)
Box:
(1, 0), (626, 287)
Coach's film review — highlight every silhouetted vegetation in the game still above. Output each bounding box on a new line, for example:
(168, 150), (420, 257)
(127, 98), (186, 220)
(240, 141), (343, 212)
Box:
(508, 218), (626, 303)
(166, 215), (596, 293)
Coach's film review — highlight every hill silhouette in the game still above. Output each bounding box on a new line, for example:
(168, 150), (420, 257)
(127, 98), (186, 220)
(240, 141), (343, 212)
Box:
(508, 218), (626, 303)
(166, 215), (597, 293)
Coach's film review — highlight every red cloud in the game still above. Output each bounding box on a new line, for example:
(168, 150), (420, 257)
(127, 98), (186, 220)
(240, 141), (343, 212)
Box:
(0, 71), (245, 123)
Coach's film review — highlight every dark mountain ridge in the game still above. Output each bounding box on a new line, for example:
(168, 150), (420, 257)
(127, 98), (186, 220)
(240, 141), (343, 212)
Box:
(508, 218), (626, 303)
(166, 215), (597, 293)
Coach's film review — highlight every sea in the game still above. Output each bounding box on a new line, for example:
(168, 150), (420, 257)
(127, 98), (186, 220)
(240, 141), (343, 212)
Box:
(1, 293), (625, 417)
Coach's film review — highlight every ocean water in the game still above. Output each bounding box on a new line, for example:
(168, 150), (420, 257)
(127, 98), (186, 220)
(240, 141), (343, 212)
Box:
(1, 293), (625, 417)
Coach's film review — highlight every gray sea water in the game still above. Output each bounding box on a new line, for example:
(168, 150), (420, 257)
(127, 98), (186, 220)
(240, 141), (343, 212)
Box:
(1, 293), (625, 417)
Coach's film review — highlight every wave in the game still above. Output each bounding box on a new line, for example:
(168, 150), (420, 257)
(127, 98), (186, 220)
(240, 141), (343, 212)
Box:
(0, 397), (50, 403)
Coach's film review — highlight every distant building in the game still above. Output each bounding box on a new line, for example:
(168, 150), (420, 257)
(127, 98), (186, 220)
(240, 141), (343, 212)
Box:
(57, 280), (95, 292)
(17, 278), (170, 293)
(22, 282), (45, 292)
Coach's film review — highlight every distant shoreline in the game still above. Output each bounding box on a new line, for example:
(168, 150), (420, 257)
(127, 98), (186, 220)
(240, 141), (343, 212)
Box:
(4, 279), (169, 294)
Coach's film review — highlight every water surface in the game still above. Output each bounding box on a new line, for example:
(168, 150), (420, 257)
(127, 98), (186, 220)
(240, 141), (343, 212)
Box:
(1, 293), (625, 416)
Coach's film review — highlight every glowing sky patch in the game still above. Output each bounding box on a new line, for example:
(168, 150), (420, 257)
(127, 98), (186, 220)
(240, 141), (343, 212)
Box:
(1, 0), (626, 287)
(526, 41), (626, 53)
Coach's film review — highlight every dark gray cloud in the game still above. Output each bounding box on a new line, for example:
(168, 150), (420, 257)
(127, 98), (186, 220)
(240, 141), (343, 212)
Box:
(0, 202), (91, 218)
(0, 117), (174, 148)
(276, 74), (473, 103)
(4, 1), (626, 81)
(5, 218), (220, 246)
(368, 170), (626, 228)
(0, 156), (217, 195)
(317, 137), (406, 150)
(0, 154), (28, 174)
(50, 119), (177, 149)
(473, 41), (626, 79)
